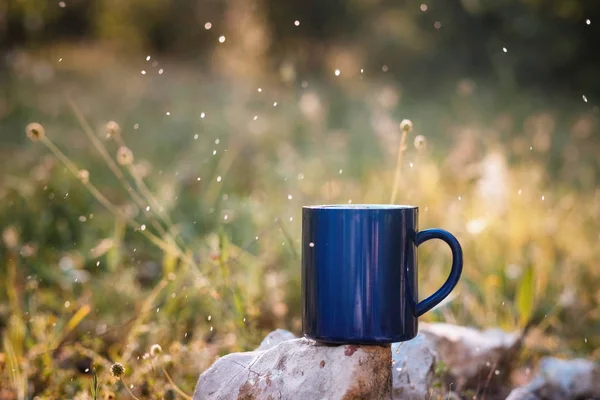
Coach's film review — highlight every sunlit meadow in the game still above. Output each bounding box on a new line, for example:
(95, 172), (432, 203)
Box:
(1, 41), (599, 398)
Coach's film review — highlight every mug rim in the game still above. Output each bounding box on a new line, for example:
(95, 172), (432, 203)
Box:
(303, 204), (418, 210)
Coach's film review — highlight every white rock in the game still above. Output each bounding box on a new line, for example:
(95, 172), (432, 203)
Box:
(419, 322), (520, 390)
(505, 387), (540, 400)
(537, 357), (599, 397)
(255, 329), (297, 351)
(392, 333), (438, 400)
(507, 357), (600, 400)
(193, 338), (392, 400)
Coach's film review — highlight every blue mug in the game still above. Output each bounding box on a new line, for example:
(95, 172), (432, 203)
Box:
(302, 204), (463, 344)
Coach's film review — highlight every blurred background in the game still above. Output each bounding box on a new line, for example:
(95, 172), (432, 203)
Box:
(1, 0), (600, 398)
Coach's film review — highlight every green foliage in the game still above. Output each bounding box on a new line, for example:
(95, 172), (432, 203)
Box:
(90, 368), (99, 400)
(516, 265), (535, 329)
(1, 31), (599, 397)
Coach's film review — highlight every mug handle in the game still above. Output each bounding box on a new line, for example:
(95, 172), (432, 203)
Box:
(415, 228), (463, 317)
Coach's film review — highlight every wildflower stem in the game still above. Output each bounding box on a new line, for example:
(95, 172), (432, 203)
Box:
(66, 98), (200, 272)
(204, 141), (243, 206)
(6, 253), (22, 321)
(122, 279), (168, 361)
(40, 136), (197, 270)
(72, 343), (113, 369)
(41, 136), (82, 177)
(121, 377), (140, 400)
(390, 130), (407, 204)
(67, 98), (143, 199)
(157, 363), (192, 400)
(66, 97), (170, 238)
(2, 334), (26, 400)
(113, 135), (176, 231)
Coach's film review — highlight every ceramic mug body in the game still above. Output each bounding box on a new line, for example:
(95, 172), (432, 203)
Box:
(301, 204), (463, 344)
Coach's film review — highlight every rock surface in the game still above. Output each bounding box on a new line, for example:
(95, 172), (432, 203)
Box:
(391, 333), (438, 400)
(506, 357), (600, 400)
(193, 337), (392, 400)
(420, 322), (520, 391)
(255, 328), (297, 351)
(194, 325), (598, 400)
(505, 387), (540, 400)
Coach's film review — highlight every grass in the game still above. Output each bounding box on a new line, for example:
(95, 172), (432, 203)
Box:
(0, 44), (599, 399)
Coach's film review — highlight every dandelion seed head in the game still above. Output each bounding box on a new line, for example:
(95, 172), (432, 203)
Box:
(400, 119), (413, 133)
(26, 122), (45, 142)
(2, 226), (19, 249)
(110, 362), (125, 378)
(413, 134), (427, 150)
(150, 344), (162, 357)
(116, 146), (134, 166)
(105, 121), (120, 139)
(77, 169), (90, 184)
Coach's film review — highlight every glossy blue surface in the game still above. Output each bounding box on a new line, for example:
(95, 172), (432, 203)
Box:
(302, 204), (463, 344)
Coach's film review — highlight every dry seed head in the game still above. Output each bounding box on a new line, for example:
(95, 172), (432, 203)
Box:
(104, 391), (116, 400)
(116, 146), (134, 166)
(110, 362), (125, 378)
(26, 123), (46, 141)
(20, 243), (37, 257)
(413, 135), (427, 150)
(150, 344), (162, 357)
(2, 226), (19, 249)
(399, 119), (413, 133)
(77, 169), (90, 184)
(105, 121), (121, 139)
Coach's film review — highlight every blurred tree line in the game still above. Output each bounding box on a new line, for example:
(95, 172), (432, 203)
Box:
(1, 0), (600, 95)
